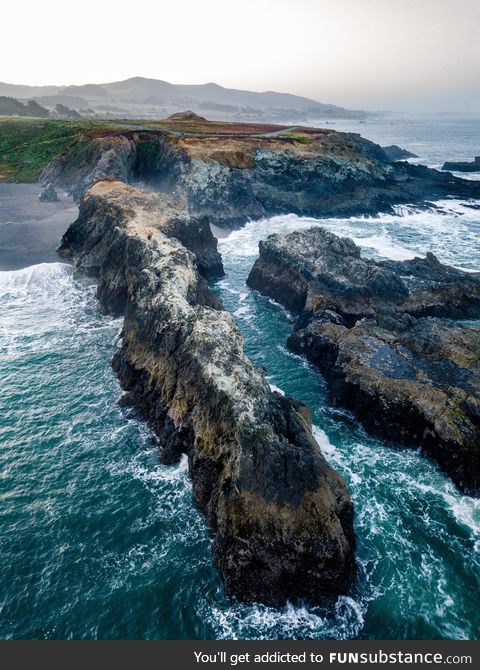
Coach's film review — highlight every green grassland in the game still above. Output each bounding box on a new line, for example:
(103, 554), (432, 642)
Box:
(0, 117), (136, 182)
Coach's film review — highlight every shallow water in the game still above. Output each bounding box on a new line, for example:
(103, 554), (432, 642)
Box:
(0, 116), (479, 639)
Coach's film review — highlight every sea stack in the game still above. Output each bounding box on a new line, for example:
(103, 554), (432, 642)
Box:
(58, 180), (356, 606)
(39, 183), (58, 202)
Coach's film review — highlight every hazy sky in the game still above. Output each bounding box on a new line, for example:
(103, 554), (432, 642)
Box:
(2, 0), (479, 111)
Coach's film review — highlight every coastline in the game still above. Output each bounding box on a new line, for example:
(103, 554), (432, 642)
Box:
(1, 112), (480, 638)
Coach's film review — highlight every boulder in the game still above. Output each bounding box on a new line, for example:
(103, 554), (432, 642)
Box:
(39, 183), (58, 202)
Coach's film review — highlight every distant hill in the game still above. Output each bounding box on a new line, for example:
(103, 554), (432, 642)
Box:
(0, 77), (366, 121)
(0, 96), (49, 118)
(0, 96), (83, 120)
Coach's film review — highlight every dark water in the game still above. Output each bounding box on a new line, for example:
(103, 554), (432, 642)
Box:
(0, 116), (479, 639)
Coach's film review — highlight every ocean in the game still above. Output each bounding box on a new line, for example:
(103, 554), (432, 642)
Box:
(0, 114), (479, 639)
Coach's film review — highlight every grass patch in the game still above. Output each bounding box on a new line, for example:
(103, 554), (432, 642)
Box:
(0, 117), (134, 182)
(281, 130), (313, 145)
(0, 116), (319, 183)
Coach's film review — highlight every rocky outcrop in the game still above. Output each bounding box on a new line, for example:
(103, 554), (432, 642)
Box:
(247, 227), (480, 496)
(40, 122), (480, 227)
(381, 145), (418, 161)
(40, 134), (139, 202)
(39, 183), (58, 202)
(58, 180), (356, 607)
(167, 110), (207, 121)
(442, 157), (480, 173)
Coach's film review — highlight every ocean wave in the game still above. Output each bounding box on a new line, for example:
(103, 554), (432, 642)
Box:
(0, 262), (74, 297)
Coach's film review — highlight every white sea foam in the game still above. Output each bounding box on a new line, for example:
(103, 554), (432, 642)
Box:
(0, 262), (74, 298)
(218, 199), (480, 272)
(268, 383), (285, 396)
(232, 305), (251, 318)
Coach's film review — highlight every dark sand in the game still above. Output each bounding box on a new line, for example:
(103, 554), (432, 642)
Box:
(0, 184), (78, 271)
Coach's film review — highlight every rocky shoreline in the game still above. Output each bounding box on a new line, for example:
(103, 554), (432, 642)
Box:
(442, 156), (480, 173)
(58, 180), (356, 606)
(38, 121), (480, 228)
(247, 228), (480, 496)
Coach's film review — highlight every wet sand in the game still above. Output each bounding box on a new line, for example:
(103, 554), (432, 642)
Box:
(0, 184), (78, 271)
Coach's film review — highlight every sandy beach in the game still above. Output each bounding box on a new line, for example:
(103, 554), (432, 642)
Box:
(0, 184), (78, 271)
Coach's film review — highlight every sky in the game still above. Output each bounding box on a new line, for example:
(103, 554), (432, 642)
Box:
(2, 0), (479, 112)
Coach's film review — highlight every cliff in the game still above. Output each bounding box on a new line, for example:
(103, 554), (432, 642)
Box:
(30, 118), (480, 227)
(247, 227), (480, 496)
(58, 180), (356, 606)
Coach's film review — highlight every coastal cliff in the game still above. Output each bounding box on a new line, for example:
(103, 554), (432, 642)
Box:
(58, 180), (356, 606)
(247, 228), (480, 496)
(31, 118), (480, 227)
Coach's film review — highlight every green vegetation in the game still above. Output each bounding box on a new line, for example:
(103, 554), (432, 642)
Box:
(0, 96), (50, 119)
(0, 118), (131, 182)
(281, 130), (313, 144)
(0, 116), (318, 183)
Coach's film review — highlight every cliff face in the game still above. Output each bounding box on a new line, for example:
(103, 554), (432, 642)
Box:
(41, 123), (480, 227)
(58, 180), (356, 607)
(247, 228), (480, 496)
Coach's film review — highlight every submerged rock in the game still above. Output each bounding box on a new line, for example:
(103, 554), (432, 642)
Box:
(247, 227), (480, 496)
(381, 145), (418, 161)
(442, 157), (480, 173)
(39, 183), (58, 202)
(58, 180), (356, 606)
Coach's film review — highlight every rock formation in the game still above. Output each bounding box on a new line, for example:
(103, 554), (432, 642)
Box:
(167, 110), (207, 121)
(247, 227), (480, 496)
(39, 183), (58, 202)
(442, 157), (480, 173)
(39, 122), (480, 227)
(58, 180), (356, 606)
(381, 145), (418, 161)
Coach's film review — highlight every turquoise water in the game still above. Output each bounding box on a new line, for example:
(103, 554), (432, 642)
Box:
(1, 116), (480, 639)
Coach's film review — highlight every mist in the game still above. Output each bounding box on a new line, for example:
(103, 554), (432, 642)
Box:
(2, 0), (479, 112)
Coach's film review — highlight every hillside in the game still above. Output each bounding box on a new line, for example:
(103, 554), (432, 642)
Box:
(0, 76), (366, 122)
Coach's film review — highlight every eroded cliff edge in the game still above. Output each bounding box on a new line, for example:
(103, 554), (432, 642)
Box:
(247, 228), (480, 496)
(38, 121), (480, 227)
(58, 180), (356, 606)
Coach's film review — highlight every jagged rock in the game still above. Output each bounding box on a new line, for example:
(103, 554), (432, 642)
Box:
(40, 134), (139, 202)
(58, 180), (356, 606)
(40, 124), (480, 226)
(38, 183), (58, 202)
(442, 157), (480, 173)
(381, 145), (418, 161)
(247, 227), (480, 496)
